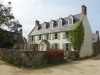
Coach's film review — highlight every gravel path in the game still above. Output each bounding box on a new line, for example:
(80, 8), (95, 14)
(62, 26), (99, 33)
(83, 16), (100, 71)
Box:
(0, 55), (100, 75)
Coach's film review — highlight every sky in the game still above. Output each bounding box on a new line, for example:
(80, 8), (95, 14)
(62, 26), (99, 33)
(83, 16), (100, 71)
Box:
(1, 0), (100, 38)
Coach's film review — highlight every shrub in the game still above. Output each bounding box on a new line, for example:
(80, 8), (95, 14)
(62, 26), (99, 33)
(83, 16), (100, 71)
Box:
(47, 50), (64, 63)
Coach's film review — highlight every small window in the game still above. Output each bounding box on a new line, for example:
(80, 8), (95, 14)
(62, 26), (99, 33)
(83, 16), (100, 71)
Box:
(65, 43), (71, 51)
(69, 18), (73, 25)
(66, 32), (69, 38)
(62, 20), (65, 26)
(53, 21), (57, 27)
(55, 33), (58, 39)
(38, 26), (42, 30)
(66, 44), (69, 51)
(47, 34), (49, 40)
(46, 25), (50, 29)
(32, 36), (35, 41)
(39, 35), (41, 40)
(55, 44), (57, 49)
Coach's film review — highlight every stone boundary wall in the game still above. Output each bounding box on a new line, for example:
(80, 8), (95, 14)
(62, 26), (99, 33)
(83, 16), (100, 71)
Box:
(0, 48), (47, 67)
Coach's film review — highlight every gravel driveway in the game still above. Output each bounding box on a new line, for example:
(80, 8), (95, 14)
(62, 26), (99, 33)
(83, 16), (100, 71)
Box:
(0, 55), (100, 75)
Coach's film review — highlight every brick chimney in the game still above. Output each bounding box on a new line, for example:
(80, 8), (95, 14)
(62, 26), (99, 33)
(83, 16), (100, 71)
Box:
(35, 20), (40, 26)
(82, 5), (87, 15)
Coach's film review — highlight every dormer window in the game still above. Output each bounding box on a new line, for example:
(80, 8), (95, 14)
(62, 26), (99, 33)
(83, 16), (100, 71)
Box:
(69, 18), (73, 25)
(53, 21), (57, 27)
(38, 25), (42, 30)
(46, 24), (50, 29)
(62, 20), (66, 26)
(68, 16), (73, 25)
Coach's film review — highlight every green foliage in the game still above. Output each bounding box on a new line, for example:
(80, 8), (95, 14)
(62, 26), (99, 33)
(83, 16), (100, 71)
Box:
(68, 20), (84, 51)
(32, 43), (38, 51)
(0, 2), (22, 32)
(0, 29), (16, 48)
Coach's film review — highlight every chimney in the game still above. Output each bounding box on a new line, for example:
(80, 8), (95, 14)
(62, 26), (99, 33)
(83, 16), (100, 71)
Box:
(96, 31), (99, 42)
(82, 5), (87, 15)
(35, 20), (39, 26)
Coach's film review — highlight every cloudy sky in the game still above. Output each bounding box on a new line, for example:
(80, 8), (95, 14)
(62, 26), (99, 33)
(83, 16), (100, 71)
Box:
(2, 0), (100, 38)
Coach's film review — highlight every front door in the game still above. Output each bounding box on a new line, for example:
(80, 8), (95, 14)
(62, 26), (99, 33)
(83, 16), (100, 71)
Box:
(41, 44), (44, 51)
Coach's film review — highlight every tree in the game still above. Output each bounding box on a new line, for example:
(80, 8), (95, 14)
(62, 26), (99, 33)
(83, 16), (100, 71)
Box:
(32, 43), (38, 51)
(0, 2), (22, 32)
(0, 2), (22, 48)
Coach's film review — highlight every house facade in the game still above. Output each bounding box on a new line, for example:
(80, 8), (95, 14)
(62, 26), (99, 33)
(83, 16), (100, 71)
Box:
(28, 5), (93, 58)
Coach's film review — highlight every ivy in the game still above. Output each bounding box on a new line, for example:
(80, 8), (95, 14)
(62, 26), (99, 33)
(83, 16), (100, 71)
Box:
(68, 20), (84, 51)
(32, 43), (38, 51)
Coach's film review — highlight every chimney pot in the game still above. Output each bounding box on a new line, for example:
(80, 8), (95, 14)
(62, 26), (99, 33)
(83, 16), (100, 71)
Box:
(35, 20), (39, 26)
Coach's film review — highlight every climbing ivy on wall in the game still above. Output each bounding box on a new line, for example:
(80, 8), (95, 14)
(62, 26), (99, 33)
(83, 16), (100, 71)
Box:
(68, 20), (84, 51)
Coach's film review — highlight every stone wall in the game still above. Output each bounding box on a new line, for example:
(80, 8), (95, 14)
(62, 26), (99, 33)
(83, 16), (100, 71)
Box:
(0, 48), (64, 67)
(93, 41), (100, 54)
(68, 51), (79, 59)
(0, 48), (47, 67)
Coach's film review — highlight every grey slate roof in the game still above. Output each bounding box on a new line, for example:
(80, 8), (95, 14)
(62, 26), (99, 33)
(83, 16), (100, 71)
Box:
(29, 13), (82, 36)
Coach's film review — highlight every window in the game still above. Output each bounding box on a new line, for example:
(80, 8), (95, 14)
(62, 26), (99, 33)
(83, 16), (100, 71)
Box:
(66, 44), (69, 51)
(66, 43), (71, 51)
(47, 34), (49, 40)
(63, 32), (69, 39)
(53, 21), (57, 27)
(66, 32), (69, 38)
(38, 26), (42, 30)
(52, 43), (59, 49)
(39, 35), (41, 40)
(32, 36), (35, 41)
(55, 44), (57, 49)
(63, 43), (71, 51)
(62, 20), (65, 26)
(46, 25), (50, 29)
(69, 18), (73, 25)
(55, 33), (58, 39)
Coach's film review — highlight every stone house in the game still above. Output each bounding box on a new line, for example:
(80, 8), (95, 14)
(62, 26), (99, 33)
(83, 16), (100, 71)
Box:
(28, 5), (93, 58)
(12, 29), (27, 50)
(92, 31), (100, 54)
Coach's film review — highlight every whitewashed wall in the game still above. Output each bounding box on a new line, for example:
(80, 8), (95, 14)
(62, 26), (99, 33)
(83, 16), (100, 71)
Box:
(79, 15), (93, 58)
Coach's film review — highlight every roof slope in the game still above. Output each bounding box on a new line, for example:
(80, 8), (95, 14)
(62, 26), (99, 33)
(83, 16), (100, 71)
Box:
(29, 13), (82, 36)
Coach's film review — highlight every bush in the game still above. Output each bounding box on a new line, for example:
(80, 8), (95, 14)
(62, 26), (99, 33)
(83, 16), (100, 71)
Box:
(47, 50), (64, 63)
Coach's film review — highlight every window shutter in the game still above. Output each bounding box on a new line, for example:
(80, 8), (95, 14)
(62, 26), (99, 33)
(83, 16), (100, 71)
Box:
(52, 43), (55, 49)
(41, 35), (43, 40)
(37, 36), (39, 41)
(30, 37), (32, 41)
(49, 34), (51, 40)
(52, 34), (55, 40)
(57, 43), (59, 49)
(33, 36), (35, 41)
(68, 44), (71, 51)
(58, 33), (60, 40)
(45, 35), (47, 40)
(63, 43), (66, 50)
(63, 32), (66, 39)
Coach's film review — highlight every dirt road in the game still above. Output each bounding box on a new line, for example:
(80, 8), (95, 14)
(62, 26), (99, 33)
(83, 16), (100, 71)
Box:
(0, 55), (100, 75)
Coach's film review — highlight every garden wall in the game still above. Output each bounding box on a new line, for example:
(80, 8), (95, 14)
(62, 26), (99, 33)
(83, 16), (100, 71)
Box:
(0, 49), (64, 67)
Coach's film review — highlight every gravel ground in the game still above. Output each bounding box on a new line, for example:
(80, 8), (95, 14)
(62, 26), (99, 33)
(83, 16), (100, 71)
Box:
(0, 55), (100, 75)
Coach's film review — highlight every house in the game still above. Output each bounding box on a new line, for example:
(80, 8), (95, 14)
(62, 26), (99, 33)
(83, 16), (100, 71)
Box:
(28, 5), (93, 58)
(92, 31), (100, 54)
(0, 28), (27, 50)
(12, 29), (27, 50)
